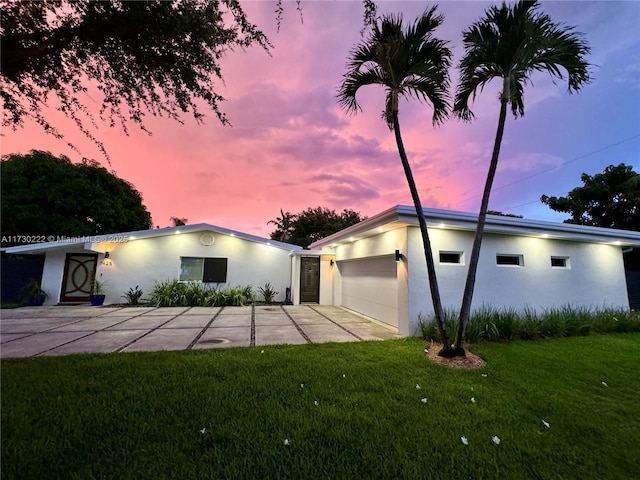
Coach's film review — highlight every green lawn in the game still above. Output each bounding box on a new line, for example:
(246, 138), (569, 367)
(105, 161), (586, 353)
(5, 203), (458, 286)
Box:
(2, 335), (639, 479)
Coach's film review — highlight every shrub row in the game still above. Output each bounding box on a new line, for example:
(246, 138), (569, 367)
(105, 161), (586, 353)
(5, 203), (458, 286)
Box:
(417, 305), (640, 343)
(149, 280), (255, 307)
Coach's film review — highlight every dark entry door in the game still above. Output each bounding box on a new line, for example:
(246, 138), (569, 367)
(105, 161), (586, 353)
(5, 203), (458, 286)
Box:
(60, 253), (98, 302)
(300, 257), (320, 303)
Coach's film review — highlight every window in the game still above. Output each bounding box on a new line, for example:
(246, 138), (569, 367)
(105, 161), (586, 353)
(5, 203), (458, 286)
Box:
(551, 256), (569, 268)
(496, 254), (524, 266)
(180, 257), (228, 283)
(439, 251), (463, 264)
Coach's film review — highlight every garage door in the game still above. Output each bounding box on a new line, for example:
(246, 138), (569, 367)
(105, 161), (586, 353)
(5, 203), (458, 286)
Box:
(339, 256), (398, 327)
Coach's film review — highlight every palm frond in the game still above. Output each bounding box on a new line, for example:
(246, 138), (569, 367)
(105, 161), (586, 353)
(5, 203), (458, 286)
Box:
(453, 0), (591, 120)
(338, 67), (388, 114)
(337, 7), (451, 125)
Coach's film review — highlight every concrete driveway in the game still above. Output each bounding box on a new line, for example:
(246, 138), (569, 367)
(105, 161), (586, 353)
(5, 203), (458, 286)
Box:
(0, 305), (399, 358)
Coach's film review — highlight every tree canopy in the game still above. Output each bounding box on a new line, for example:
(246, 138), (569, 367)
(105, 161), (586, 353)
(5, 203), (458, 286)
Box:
(0, 0), (270, 157)
(269, 207), (365, 248)
(1, 151), (152, 243)
(541, 163), (639, 231)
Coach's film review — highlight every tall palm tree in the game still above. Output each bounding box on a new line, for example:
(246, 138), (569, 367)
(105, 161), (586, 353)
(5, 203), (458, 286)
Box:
(453, 0), (591, 352)
(338, 7), (455, 355)
(268, 209), (297, 243)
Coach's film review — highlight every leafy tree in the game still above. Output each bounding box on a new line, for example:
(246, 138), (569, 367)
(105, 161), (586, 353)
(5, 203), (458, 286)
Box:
(171, 217), (188, 227)
(452, 0), (591, 354)
(487, 210), (523, 218)
(268, 209), (297, 243)
(1, 151), (152, 242)
(0, 0), (270, 158)
(541, 164), (639, 231)
(270, 207), (365, 248)
(338, 8), (455, 355)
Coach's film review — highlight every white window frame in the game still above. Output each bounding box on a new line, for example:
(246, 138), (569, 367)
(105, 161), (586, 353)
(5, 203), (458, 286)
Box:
(439, 251), (465, 265)
(496, 254), (524, 267)
(551, 256), (570, 269)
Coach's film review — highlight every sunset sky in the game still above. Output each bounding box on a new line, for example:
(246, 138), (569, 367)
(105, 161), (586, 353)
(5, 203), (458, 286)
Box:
(2, 0), (639, 238)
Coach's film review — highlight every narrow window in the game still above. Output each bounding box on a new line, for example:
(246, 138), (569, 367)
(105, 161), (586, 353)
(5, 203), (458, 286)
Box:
(551, 256), (569, 268)
(439, 251), (463, 264)
(496, 254), (524, 266)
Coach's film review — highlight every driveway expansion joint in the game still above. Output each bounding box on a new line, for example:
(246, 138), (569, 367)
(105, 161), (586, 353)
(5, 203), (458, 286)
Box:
(281, 305), (312, 343)
(309, 305), (363, 341)
(187, 306), (224, 349)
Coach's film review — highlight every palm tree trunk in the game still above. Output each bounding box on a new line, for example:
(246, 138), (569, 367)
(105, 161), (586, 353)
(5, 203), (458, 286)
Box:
(455, 98), (509, 350)
(392, 110), (452, 354)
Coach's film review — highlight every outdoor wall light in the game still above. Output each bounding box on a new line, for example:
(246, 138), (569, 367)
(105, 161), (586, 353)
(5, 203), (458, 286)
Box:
(395, 250), (403, 261)
(104, 251), (110, 259)
(330, 259), (335, 266)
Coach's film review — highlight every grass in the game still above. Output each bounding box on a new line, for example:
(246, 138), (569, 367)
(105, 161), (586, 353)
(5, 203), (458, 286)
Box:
(418, 305), (640, 343)
(2, 335), (639, 479)
(0, 302), (23, 309)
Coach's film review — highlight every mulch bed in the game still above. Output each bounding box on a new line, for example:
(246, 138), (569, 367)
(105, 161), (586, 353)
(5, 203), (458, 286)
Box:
(424, 342), (487, 370)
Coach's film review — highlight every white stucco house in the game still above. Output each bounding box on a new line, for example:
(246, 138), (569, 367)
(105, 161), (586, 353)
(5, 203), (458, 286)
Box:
(299, 206), (640, 335)
(4, 205), (640, 337)
(3, 224), (302, 306)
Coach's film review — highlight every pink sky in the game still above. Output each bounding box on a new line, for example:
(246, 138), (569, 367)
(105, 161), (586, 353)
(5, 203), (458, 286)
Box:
(2, 1), (639, 238)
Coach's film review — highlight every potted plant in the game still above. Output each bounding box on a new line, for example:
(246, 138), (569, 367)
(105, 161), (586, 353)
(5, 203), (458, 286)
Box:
(21, 278), (48, 306)
(90, 277), (107, 306)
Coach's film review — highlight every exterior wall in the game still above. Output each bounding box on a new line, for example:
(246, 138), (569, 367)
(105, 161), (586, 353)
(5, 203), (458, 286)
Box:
(406, 226), (631, 334)
(319, 255), (335, 305)
(41, 247), (87, 305)
(290, 253), (333, 305)
(331, 228), (409, 333)
(42, 231), (294, 305)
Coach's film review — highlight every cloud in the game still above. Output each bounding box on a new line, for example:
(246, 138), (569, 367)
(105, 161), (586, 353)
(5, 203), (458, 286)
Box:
(307, 173), (381, 204)
(497, 152), (565, 173)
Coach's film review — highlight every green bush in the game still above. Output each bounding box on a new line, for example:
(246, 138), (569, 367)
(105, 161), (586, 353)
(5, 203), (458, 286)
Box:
(149, 280), (255, 307)
(258, 283), (279, 304)
(417, 305), (640, 344)
(121, 286), (144, 305)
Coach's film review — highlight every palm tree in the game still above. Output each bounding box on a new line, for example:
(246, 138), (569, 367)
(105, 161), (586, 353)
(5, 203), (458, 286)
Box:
(338, 7), (455, 355)
(453, 0), (591, 353)
(268, 209), (297, 243)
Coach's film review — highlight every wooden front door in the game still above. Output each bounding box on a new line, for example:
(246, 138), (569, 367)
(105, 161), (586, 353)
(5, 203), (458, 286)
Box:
(300, 257), (320, 303)
(60, 253), (98, 303)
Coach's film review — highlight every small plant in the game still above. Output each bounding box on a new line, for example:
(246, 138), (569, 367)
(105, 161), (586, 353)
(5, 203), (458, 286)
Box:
(20, 278), (48, 306)
(90, 277), (106, 295)
(89, 276), (107, 306)
(258, 283), (279, 304)
(122, 286), (144, 305)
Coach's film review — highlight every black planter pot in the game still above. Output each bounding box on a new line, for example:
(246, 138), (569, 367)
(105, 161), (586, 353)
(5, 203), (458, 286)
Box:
(90, 294), (106, 306)
(28, 294), (46, 306)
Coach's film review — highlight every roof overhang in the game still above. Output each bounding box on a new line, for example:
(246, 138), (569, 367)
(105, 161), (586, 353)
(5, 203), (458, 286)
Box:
(309, 205), (640, 249)
(2, 223), (304, 255)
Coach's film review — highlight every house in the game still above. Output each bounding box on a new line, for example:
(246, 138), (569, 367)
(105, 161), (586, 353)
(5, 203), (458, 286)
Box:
(299, 206), (640, 335)
(2, 224), (302, 306)
(4, 206), (639, 337)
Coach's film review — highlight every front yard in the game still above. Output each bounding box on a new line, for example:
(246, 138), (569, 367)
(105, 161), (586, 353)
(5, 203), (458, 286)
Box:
(2, 334), (639, 479)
